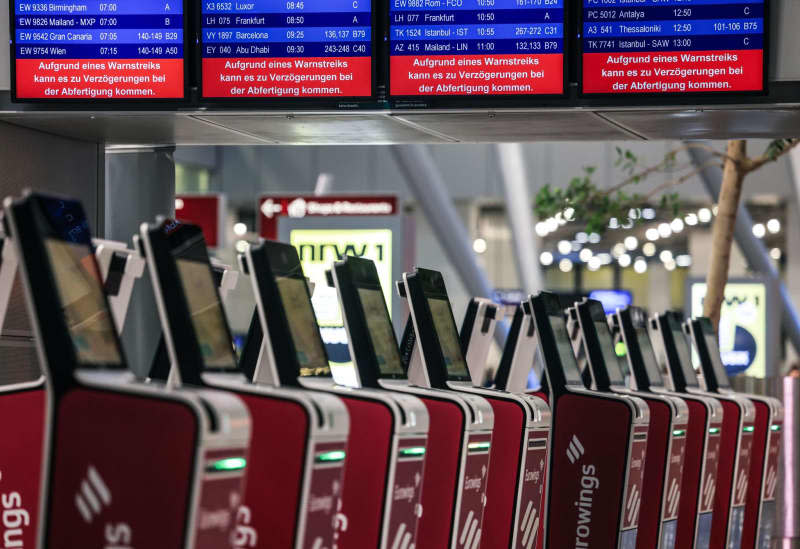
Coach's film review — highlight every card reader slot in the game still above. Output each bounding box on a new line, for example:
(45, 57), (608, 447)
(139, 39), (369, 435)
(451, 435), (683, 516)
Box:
(632, 432), (647, 441)
(528, 438), (547, 450)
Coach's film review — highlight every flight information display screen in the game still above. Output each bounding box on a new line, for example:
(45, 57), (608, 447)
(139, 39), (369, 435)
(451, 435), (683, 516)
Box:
(13, 0), (185, 100)
(581, 0), (766, 95)
(201, 0), (373, 99)
(389, 0), (565, 98)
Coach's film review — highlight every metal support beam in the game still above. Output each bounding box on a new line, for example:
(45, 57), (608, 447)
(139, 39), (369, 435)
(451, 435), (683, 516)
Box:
(389, 145), (507, 347)
(496, 143), (543, 294)
(687, 142), (800, 364)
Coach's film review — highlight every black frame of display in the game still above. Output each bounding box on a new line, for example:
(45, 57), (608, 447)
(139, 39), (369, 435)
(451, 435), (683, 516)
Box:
(385, 0), (572, 108)
(196, 0), (383, 108)
(10, 0), (192, 103)
(577, 0), (770, 98)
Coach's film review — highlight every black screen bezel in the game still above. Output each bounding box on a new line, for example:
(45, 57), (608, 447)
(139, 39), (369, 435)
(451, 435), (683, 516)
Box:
(385, 0), (570, 108)
(577, 0), (770, 99)
(691, 317), (732, 391)
(247, 239), (331, 386)
(656, 311), (699, 391)
(404, 268), (472, 387)
(494, 303), (524, 391)
(144, 220), (237, 385)
(333, 255), (405, 385)
(528, 291), (585, 396)
(10, 0), (191, 104)
(577, 299), (626, 390)
(7, 193), (128, 394)
(616, 307), (664, 391)
(196, 0), (381, 108)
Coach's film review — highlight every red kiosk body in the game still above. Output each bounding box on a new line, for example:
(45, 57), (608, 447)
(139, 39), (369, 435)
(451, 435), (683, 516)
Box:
(529, 292), (650, 549)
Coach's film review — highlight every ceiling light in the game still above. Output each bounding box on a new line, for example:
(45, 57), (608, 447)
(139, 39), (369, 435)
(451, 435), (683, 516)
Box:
(624, 236), (638, 250)
(612, 243), (626, 258)
(535, 222), (549, 237)
(752, 223), (766, 239)
(628, 208), (641, 220)
(546, 218), (559, 232)
(588, 233), (601, 244)
(472, 238), (487, 254)
(576, 232), (588, 243)
(658, 223), (672, 239)
(633, 258), (648, 274)
(609, 217), (619, 229)
(618, 253), (631, 268)
(767, 219), (781, 234)
(579, 248), (593, 262)
(770, 248), (782, 261)
(233, 222), (248, 236)
(698, 208), (712, 223)
(558, 240), (572, 255)
(642, 208), (656, 220)
(685, 213), (698, 226)
(588, 257), (602, 271)
(643, 242), (656, 257)
(659, 250), (673, 263)
(664, 260), (676, 272)
(676, 255), (692, 268)
(540, 251), (554, 266)
(559, 259), (573, 273)
(564, 207), (575, 221)
(645, 228), (660, 241)
(671, 218), (684, 233)
(571, 241), (582, 252)
(597, 253), (612, 265)
(235, 240), (249, 253)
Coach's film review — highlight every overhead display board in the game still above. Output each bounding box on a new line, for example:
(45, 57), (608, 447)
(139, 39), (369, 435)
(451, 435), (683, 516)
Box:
(389, 0), (565, 103)
(12, 0), (186, 100)
(581, 0), (766, 95)
(201, 0), (375, 100)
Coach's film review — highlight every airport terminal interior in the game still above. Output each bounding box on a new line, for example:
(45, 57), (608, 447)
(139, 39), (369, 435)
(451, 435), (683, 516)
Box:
(1, 0), (800, 548)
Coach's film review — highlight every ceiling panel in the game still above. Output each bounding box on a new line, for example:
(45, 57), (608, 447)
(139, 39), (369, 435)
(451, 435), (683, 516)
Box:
(392, 111), (638, 142)
(600, 109), (800, 140)
(195, 113), (447, 144)
(0, 113), (270, 145)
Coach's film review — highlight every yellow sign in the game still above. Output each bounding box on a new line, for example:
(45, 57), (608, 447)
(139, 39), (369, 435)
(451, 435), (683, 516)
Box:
(290, 229), (393, 385)
(690, 282), (767, 378)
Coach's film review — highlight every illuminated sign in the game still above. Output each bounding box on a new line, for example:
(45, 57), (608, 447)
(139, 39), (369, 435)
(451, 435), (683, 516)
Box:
(201, 0), (373, 99)
(13, 0), (186, 100)
(581, 0), (765, 95)
(389, 0), (565, 100)
(290, 228), (393, 386)
(259, 195), (398, 239)
(690, 281), (767, 378)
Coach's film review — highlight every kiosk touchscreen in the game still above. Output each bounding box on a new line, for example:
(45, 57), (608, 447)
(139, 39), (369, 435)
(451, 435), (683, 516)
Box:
(650, 312), (755, 549)
(141, 222), (349, 549)
(687, 317), (782, 549)
(529, 292), (649, 549)
(241, 239), (429, 549)
(4, 193), (251, 549)
(572, 300), (688, 549)
(613, 307), (723, 549)
(401, 269), (550, 549)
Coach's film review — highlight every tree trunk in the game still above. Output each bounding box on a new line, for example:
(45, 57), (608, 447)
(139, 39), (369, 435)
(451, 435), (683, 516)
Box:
(703, 140), (747, 330)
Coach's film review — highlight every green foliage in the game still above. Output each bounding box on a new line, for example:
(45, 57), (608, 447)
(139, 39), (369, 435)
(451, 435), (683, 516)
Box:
(765, 139), (798, 161)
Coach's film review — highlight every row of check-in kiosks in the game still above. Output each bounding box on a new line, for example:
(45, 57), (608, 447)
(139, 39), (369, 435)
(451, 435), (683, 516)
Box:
(0, 192), (782, 549)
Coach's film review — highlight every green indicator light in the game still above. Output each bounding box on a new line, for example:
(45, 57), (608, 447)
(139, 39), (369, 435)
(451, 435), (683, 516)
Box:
(709, 427), (721, 434)
(208, 457), (247, 472)
(316, 450), (346, 463)
(615, 342), (627, 357)
(743, 426), (755, 433)
(771, 425), (782, 432)
(468, 442), (491, 451)
(400, 447), (427, 457)
(672, 429), (686, 437)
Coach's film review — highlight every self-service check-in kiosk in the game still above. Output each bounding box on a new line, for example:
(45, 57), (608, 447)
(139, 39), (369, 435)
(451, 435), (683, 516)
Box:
(5, 193), (251, 549)
(529, 292), (649, 549)
(570, 300), (689, 549)
(141, 222), (349, 549)
(494, 302), (546, 396)
(0, 236), (47, 549)
(240, 240), (429, 549)
(650, 311), (755, 549)
(427, 292), (551, 549)
(686, 317), (783, 549)
(613, 307), (723, 549)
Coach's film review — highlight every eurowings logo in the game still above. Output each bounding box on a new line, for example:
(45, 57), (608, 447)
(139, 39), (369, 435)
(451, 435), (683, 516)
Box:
(566, 435), (584, 464)
(665, 477), (681, 518)
(734, 471), (749, 504)
(765, 465), (778, 500)
(74, 465), (111, 523)
(519, 502), (539, 549)
(458, 510), (481, 549)
(625, 484), (641, 525)
(260, 199), (282, 219)
(389, 523), (415, 549)
(702, 473), (716, 510)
